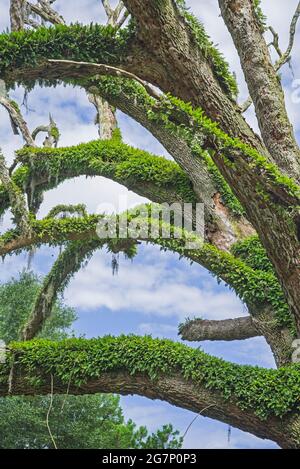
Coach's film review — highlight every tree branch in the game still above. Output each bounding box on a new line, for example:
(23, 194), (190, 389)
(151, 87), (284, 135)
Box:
(101, 0), (113, 19)
(31, 114), (60, 147)
(48, 60), (161, 101)
(9, 0), (26, 31)
(179, 316), (259, 342)
(88, 93), (117, 139)
(241, 4), (300, 112)
(0, 207), (294, 365)
(219, 0), (300, 183)
(274, 2), (300, 72)
(1, 336), (297, 448)
(0, 80), (35, 147)
(27, 0), (65, 26)
(0, 150), (31, 235)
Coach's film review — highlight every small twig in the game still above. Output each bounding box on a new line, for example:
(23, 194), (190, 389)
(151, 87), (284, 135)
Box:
(182, 404), (215, 440)
(117, 9), (129, 29)
(268, 26), (282, 58)
(60, 361), (77, 412)
(46, 374), (58, 449)
(274, 1), (300, 71)
(48, 60), (161, 101)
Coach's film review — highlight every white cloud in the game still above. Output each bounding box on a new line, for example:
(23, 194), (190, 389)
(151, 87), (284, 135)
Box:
(65, 245), (245, 321)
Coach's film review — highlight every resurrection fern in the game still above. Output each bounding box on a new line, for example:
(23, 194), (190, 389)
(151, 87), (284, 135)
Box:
(231, 236), (273, 273)
(0, 23), (134, 88)
(253, 0), (267, 30)
(3, 335), (300, 420)
(175, 0), (238, 99)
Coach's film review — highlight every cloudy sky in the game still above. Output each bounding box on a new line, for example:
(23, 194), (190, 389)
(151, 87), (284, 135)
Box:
(0, 0), (299, 449)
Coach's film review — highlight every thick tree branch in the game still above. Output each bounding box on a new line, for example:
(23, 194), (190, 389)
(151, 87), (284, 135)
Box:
(88, 94), (117, 140)
(219, 0), (300, 183)
(27, 0), (65, 26)
(85, 77), (254, 248)
(0, 209), (294, 364)
(179, 316), (259, 342)
(1, 336), (298, 448)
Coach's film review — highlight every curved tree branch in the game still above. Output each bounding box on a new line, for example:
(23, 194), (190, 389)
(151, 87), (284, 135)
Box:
(0, 80), (35, 147)
(48, 60), (161, 101)
(1, 336), (298, 448)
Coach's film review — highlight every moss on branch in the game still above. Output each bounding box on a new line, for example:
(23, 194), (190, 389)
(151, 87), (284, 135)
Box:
(0, 23), (134, 88)
(0, 138), (197, 218)
(0, 208), (292, 331)
(2, 335), (300, 420)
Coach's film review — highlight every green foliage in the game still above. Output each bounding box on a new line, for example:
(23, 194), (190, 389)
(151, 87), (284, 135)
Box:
(50, 125), (60, 142)
(5, 335), (300, 420)
(253, 0), (267, 30)
(0, 23), (133, 88)
(87, 75), (244, 215)
(192, 144), (245, 215)
(0, 207), (292, 330)
(9, 100), (20, 113)
(0, 274), (182, 449)
(154, 94), (300, 203)
(176, 0), (238, 99)
(231, 235), (273, 273)
(0, 271), (76, 343)
(0, 394), (182, 449)
(46, 204), (87, 219)
(230, 236), (293, 329)
(16, 139), (197, 203)
(155, 234), (294, 330)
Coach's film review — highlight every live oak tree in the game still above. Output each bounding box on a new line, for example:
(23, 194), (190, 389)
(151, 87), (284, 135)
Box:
(0, 0), (300, 449)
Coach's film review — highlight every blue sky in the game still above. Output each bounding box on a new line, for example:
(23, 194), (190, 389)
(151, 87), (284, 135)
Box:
(0, 0), (299, 449)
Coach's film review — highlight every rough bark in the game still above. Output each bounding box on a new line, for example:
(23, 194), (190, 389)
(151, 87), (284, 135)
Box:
(86, 79), (255, 250)
(0, 151), (31, 236)
(88, 93), (117, 140)
(0, 341), (296, 449)
(2, 371), (292, 448)
(9, 0), (25, 31)
(180, 316), (259, 342)
(219, 0), (300, 183)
